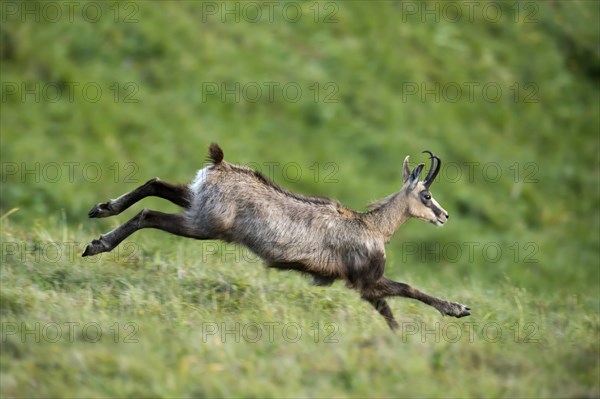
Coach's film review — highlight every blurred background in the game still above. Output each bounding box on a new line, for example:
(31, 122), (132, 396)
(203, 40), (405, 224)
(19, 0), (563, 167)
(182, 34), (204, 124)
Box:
(1, 1), (599, 397)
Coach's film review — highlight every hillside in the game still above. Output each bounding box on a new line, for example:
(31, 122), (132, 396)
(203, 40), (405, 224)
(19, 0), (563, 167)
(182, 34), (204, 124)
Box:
(1, 1), (599, 397)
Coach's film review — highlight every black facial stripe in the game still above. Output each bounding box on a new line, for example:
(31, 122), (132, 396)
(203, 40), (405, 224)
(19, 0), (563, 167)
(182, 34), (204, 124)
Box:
(431, 204), (442, 217)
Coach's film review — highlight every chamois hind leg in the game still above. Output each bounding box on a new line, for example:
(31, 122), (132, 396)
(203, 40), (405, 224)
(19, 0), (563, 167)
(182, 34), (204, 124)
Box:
(373, 277), (471, 318)
(88, 178), (191, 218)
(82, 209), (198, 257)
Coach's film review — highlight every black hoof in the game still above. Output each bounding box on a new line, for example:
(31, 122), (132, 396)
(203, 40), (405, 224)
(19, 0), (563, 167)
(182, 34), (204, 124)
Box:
(88, 202), (115, 218)
(88, 205), (100, 218)
(81, 238), (108, 257)
(456, 307), (471, 318)
(82, 244), (93, 257)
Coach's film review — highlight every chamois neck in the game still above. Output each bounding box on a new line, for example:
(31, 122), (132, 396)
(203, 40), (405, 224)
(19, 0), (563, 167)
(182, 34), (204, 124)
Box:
(362, 188), (411, 240)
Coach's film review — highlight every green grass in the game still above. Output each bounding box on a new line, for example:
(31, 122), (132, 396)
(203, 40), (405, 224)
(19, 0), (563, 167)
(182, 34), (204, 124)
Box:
(1, 0), (599, 397)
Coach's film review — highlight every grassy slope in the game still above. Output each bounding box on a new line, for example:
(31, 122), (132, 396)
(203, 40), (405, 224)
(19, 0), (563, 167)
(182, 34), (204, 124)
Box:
(1, 1), (599, 397)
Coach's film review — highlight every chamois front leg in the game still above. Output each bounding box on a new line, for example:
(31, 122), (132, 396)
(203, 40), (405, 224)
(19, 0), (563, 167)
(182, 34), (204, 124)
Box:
(364, 297), (400, 331)
(88, 178), (191, 218)
(82, 209), (197, 257)
(373, 278), (471, 318)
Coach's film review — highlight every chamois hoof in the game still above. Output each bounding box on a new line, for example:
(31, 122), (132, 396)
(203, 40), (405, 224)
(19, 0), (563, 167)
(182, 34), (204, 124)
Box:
(81, 237), (109, 257)
(456, 307), (471, 318)
(81, 245), (93, 257)
(88, 202), (117, 218)
(442, 302), (471, 318)
(452, 303), (471, 318)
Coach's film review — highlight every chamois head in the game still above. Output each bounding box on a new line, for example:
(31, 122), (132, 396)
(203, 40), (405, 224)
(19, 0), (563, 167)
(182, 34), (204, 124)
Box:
(402, 151), (449, 226)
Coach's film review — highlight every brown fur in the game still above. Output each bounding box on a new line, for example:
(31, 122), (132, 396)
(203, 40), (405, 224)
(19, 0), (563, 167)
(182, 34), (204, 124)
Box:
(83, 144), (470, 330)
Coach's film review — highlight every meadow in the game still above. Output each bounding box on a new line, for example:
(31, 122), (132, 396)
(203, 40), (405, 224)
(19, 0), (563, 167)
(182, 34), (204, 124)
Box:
(1, 1), (599, 397)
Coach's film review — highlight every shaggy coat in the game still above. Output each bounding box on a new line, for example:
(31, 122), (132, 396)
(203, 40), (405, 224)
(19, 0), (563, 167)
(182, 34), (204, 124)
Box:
(83, 144), (470, 330)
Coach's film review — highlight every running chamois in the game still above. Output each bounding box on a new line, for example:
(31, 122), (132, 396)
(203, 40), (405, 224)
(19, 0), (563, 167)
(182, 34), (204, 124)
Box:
(83, 144), (470, 330)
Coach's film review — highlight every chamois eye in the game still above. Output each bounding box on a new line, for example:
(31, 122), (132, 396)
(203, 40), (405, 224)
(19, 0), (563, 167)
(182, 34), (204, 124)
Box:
(423, 194), (431, 201)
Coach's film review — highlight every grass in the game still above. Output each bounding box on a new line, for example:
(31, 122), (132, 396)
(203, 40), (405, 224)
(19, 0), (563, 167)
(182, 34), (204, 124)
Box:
(1, 0), (599, 397)
(1, 218), (598, 397)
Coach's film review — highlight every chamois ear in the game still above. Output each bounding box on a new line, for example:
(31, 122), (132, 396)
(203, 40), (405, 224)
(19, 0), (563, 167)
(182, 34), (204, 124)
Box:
(408, 163), (424, 191)
(402, 156), (411, 183)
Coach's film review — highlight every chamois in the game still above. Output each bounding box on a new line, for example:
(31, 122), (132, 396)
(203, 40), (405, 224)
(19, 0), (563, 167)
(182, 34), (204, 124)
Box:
(83, 144), (470, 330)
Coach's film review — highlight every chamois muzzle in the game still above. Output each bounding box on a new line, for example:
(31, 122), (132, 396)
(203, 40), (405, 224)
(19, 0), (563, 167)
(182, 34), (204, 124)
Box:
(422, 150), (441, 188)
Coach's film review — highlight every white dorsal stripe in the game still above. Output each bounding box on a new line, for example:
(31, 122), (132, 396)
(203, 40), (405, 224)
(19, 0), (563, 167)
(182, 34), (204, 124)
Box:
(190, 167), (210, 194)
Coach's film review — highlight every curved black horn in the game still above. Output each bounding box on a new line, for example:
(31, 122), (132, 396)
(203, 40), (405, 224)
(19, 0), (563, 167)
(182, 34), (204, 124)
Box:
(422, 150), (441, 188)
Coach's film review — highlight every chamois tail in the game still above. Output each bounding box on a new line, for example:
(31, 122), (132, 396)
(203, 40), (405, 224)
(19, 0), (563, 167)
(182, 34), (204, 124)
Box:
(208, 143), (224, 164)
